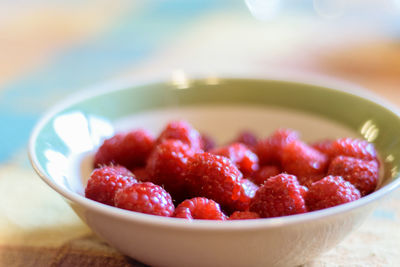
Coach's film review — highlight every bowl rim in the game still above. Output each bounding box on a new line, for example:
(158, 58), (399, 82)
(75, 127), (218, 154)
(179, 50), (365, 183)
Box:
(28, 73), (400, 231)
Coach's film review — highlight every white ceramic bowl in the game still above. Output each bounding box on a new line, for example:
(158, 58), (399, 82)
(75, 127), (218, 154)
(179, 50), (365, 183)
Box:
(29, 77), (400, 267)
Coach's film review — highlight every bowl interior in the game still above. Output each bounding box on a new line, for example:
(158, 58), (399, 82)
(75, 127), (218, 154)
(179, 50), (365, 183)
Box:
(30, 78), (400, 217)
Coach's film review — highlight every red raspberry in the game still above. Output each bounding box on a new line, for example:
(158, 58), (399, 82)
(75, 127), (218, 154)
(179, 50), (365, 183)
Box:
(85, 166), (137, 206)
(131, 168), (151, 182)
(306, 175), (361, 211)
(186, 152), (244, 212)
(94, 129), (155, 169)
(251, 165), (281, 185)
(249, 174), (307, 218)
(330, 138), (377, 161)
(281, 140), (328, 185)
(311, 139), (333, 155)
(110, 165), (134, 176)
(299, 174), (327, 188)
(211, 143), (259, 176)
(200, 133), (216, 152)
(114, 182), (175, 217)
(232, 178), (259, 212)
(174, 197), (227, 220)
(241, 178), (259, 198)
(229, 211), (260, 220)
(256, 128), (299, 165)
(146, 140), (195, 201)
(157, 120), (202, 151)
(327, 156), (379, 196)
(299, 185), (308, 198)
(234, 130), (258, 149)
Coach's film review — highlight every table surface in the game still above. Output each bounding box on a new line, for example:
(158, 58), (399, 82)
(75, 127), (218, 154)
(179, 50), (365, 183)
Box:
(1, 1), (400, 266)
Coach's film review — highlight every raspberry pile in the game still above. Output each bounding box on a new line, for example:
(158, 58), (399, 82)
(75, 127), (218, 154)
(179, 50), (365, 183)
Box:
(85, 120), (380, 220)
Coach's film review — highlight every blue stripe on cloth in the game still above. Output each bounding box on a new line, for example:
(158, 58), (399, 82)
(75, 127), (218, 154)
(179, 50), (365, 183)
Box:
(0, 0), (235, 162)
(0, 113), (38, 163)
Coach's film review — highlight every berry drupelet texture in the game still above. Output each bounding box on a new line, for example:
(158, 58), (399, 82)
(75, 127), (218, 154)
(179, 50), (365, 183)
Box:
(255, 128), (299, 166)
(306, 175), (361, 211)
(328, 156), (379, 196)
(211, 143), (259, 176)
(94, 129), (155, 169)
(146, 139), (196, 202)
(85, 165), (137, 206)
(174, 197), (227, 220)
(250, 174), (307, 218)
(156, 120), (202, 151)
(114, 182), (175, 217)
(186, 152), (245, 212)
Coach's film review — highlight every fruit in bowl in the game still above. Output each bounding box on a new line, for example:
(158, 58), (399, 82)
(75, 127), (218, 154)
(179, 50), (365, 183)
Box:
(85, 120), (379, 220)
(29, 77), (400, 267)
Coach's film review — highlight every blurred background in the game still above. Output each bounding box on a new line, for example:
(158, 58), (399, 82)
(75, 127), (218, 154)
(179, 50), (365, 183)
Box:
(1, 0), (399, 266)
(1, 0), (400, 163)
